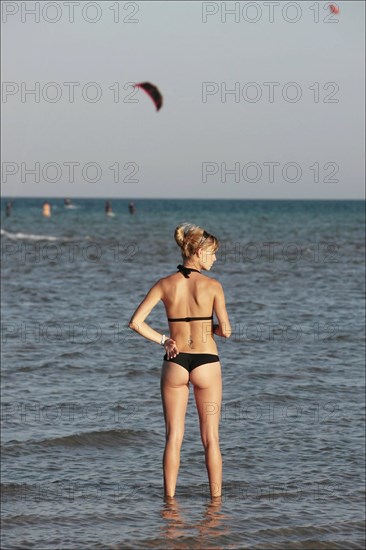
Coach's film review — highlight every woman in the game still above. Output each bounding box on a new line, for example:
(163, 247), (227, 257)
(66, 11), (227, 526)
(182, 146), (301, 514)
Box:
(128, 223), (231, 498)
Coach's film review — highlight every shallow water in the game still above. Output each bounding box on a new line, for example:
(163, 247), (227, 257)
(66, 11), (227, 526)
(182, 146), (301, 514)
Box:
(1, 199), (365, 548)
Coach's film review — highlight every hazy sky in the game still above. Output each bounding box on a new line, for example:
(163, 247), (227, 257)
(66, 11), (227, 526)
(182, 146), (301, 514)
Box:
(2, 1), (365, 199)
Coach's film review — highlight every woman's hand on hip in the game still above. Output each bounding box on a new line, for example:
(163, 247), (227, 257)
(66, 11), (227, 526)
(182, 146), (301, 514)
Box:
(164, 338), (179, 360)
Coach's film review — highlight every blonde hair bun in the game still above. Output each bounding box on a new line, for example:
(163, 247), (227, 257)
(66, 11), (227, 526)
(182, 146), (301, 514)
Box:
(174, 222), (219, 259)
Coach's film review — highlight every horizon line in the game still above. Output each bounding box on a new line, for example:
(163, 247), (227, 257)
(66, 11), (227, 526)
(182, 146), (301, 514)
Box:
(1, 196), (365, 201)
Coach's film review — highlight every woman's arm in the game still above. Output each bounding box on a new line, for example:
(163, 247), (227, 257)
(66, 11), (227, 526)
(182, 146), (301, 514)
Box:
(213, 281), (231, 338)
(128, 280), (179, 359)
(128, 281), (167, 344)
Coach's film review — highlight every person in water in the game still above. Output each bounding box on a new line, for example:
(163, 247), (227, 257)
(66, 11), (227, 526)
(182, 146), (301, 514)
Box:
(128, 223), (231, 499)
(42, 201), (51, 218)
(5, 201), (13, 217)
(105, 200), (113, 215)
(128, 201), (135, 214)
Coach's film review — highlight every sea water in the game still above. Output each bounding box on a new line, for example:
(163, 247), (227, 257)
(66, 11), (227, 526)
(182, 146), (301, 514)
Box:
(1, 198), (365, 549)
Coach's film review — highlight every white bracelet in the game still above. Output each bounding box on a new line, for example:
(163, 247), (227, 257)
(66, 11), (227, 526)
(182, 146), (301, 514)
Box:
(160, 334), (167, 346)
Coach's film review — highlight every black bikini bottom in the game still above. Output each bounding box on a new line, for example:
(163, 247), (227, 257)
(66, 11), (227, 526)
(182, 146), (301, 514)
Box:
(163, 352), (220, 373)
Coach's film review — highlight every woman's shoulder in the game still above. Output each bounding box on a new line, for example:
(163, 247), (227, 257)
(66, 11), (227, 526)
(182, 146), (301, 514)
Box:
(154, 272), (179, 287)
(206, 276), (222, 290)
(195, 273), (223, 292)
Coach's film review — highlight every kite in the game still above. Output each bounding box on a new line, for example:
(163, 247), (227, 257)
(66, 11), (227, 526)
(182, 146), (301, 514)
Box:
(134, 82), (163, 111)
(329, 4), (339, 14)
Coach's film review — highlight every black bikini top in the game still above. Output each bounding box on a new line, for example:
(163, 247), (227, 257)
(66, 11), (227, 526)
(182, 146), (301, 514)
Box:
(176, 264), (201, 278)
(167, 265), (213, 323)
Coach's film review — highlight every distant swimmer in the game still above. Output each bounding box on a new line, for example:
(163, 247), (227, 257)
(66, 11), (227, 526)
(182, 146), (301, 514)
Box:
(64, 198), (77, 209)
(105, 200), (112, 214)
(105, 200), (115, 217)
(42, 201), (52, 218)
(5, 201), (13, 217)
(128, 201), (136, 214)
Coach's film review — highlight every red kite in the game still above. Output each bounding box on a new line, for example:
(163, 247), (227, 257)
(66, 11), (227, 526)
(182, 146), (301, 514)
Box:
(135, 82), (163, 111)
(329, 4), (339, 14)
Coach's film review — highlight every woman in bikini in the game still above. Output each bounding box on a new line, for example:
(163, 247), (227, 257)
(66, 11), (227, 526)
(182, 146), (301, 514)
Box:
(128, 223), (231, 499)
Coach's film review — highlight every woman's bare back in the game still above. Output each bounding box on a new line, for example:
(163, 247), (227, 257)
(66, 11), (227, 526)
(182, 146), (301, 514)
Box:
(160, 271), (220, 354)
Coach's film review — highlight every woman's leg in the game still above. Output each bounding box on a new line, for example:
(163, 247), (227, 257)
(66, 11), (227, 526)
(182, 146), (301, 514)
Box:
(160, 361), (190, 497)
(190, 361), (222, 498)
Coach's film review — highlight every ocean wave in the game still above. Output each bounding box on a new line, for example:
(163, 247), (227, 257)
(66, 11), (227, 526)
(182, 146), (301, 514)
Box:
(1, 229), (67, 242)
(1, 229), (138, 249)
(43, 429), (149, 447)
(1, 428), (151, 456)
